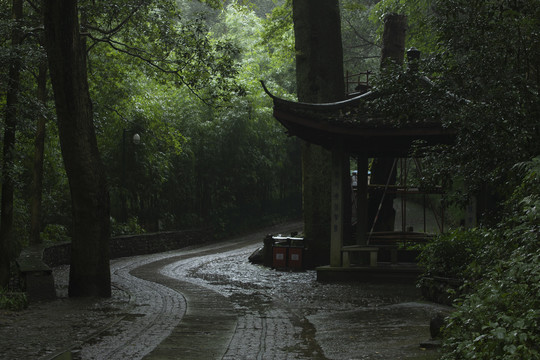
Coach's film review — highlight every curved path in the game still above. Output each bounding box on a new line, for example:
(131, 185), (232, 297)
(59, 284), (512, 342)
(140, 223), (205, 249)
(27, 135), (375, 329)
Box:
(75, 222), (305, 360)
(22, 221), (446, 360)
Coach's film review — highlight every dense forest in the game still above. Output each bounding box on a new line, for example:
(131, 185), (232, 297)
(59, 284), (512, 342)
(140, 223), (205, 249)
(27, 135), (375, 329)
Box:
(1, 0), (301, 241)
(1, 0), (539, 358)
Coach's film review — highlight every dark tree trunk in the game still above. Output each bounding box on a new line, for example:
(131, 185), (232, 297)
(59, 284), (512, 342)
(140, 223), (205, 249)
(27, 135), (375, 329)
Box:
(43, 0), (111, 297)
(292, 0), (345, 266)
(29, 61), (48, 245)
(0, 0), (23, 288)
(380, 14), (407, 66)
(293, 0), (345, 103)
(368, 14), (407, 233)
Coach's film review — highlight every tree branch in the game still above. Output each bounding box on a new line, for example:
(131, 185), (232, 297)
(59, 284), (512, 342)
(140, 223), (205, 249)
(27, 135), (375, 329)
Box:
(344, 17), (379, 48)
(89, 35), (213, 105)
(83, 0), (149, 38)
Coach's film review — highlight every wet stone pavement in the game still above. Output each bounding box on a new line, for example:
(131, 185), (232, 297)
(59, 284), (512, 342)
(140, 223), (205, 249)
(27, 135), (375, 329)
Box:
(0, 222), (449, 360)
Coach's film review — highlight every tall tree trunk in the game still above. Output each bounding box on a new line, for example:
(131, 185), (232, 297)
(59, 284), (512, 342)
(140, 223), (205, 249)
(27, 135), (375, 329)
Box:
(292, 0), (345, 266)
(293, 1), (345, 104)
(43, 0), (111, 297)
(368, 14), (407, 233)
(29, 61), (48, 245)
(0, 0), (23, 288)
(380, 14), (407, 67)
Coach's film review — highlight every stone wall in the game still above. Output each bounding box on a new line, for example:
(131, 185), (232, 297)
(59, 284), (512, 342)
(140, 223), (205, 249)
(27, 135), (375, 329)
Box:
(42, 229), (213, 267)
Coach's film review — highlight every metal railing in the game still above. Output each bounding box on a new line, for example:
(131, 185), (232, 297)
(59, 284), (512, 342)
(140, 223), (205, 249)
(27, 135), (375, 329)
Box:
(345, 70), (372, 96)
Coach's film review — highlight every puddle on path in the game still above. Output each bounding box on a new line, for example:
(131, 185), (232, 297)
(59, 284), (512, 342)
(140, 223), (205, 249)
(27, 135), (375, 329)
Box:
(184, 247), (447, 360)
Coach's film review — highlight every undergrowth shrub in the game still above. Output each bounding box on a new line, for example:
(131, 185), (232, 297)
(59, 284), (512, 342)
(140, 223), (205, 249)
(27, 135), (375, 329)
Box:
(439, 156), (540, 359)
(0, 290), (28, 311)
(111, 216), (146, 237)
(418, 228), (494, 280)
(41, 224), (71, 244)
(442, 246), (540, 359)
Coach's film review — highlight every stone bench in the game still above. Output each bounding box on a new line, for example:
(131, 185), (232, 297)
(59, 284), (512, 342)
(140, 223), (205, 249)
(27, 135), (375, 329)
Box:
(16, 246), (56, 301)
(341, 246), (379, 267)
(341, 245), (401, 267)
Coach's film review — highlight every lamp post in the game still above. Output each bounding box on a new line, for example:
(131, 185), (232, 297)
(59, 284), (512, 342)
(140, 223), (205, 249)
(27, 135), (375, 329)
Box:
(121, 129), (140, 222)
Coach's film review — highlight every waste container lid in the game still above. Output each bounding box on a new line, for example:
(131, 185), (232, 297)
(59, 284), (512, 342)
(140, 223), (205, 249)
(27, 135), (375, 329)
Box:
(272, 236), (303, 241)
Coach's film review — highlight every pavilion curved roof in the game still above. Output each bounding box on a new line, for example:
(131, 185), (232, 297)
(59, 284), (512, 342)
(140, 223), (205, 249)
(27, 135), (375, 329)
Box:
(261, 81), (455, 157)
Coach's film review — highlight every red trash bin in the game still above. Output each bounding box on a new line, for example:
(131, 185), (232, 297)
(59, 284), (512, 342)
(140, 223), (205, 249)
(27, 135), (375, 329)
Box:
(272, 236), (304, 270)
(272, 245), (288, 269)
(288, 246), (303, 269)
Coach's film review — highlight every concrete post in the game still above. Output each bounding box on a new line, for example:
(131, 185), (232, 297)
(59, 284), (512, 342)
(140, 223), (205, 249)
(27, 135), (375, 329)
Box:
(330, 147), (346, 267)
(356, 155), (369, 245)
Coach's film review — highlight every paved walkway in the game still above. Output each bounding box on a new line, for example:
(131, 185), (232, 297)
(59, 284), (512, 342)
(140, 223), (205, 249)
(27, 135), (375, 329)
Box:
(133, 255), (237, 360)
(1, 222), (449, 360)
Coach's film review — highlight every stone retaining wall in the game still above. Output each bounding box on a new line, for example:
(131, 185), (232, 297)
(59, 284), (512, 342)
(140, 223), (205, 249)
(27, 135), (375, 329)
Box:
(42, 229), (213, 267)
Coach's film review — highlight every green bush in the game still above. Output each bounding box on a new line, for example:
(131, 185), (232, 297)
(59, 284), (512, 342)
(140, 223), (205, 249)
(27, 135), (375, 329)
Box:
(111, 216), (146, 237)
(418, 228), (495, 280)
(0, 290), (28, 311)
(442, 247), (540, 359)
(41, 224), (71, 244)
(440, 157), (540, 359)
(417, 227), (504, 305)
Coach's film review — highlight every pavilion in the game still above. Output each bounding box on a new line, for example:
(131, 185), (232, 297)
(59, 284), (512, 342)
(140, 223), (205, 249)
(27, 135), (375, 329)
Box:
(262, 76), (456, 281)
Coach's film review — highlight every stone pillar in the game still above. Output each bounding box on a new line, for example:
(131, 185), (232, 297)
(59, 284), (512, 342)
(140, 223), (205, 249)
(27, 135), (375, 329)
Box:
(330, 147), (346, 267)
(356, 155), (369, 245)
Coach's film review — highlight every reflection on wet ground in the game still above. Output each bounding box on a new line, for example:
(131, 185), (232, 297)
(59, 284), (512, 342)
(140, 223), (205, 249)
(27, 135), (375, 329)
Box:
(165, 241), (447, 359)
(2, 222), (447, 360)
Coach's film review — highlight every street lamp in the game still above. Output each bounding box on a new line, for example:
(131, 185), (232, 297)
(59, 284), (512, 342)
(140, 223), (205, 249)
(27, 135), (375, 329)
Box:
(132, 133), (141, 145)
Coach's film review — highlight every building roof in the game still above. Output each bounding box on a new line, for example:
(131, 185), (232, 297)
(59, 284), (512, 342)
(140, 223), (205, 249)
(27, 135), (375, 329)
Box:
(262, 81), (455, 157)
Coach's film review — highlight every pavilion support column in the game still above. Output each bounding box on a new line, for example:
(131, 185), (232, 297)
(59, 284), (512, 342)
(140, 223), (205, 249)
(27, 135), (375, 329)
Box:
(330, 146), (347, 267)
(343, 156), (352, 246)
(356, 154), (369, 245)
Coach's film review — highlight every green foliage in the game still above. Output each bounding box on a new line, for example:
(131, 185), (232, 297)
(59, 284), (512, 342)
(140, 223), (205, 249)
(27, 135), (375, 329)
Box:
(0, 0), (299, 259)
(418, 228), (494, 280)
(1, 0), (54, 238)
(365, 64), (460, 128)
(425, 0), (539, 207)
(88, 1), (300, 235)
(442, 250), (540, 359)
(417, 157), (540, 358)
(341, 0), (380, 74)
(111, 217), (146, 237)
(507, 157), (540, 228)
(369, 0), (439, 53)
(430, 157), (540, 359)
(82, 0), (243, 104)
(0, 289), (27, 311)
(40, 224), (71, 244)
(259, 0), (295, 87)
(220, 2), (295, 95)
(364, 0), (540, 219)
